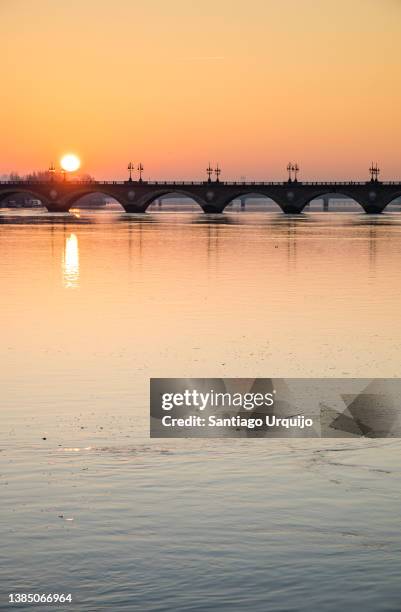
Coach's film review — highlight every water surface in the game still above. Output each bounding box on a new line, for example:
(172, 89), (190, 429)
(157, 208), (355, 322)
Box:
(1, 209), (401, 611)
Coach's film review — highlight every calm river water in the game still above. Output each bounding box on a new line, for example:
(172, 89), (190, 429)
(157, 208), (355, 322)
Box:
(1, 208), (401, 611)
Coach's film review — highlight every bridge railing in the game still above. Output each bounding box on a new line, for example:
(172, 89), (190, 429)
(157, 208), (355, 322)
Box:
(152, 181), (205, 185)
(0, 180), (400, 187)
(301, 181), (367, 185)
(0, 180), (126, 185)
(224, 181), (284, 186)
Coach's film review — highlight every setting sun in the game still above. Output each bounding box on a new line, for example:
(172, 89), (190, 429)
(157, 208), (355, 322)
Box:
(60, 154), (80, 173)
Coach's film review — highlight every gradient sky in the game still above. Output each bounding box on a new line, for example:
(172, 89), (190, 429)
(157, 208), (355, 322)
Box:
(2, 0), (401, 180)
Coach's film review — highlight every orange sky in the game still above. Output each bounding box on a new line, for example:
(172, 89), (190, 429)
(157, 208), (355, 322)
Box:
(1, 0), (401, 181)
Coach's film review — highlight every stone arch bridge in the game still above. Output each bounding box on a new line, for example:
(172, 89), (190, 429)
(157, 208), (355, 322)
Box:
(1, 180), (401, 214)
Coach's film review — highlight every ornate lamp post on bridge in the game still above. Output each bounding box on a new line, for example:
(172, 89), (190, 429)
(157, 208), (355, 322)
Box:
(137, 163), (144, 183)
(127, 161), (135, 182)
(369, 162), (380, 183)
(287, 162), (293, 183)
(206, 163), (213, 183)
(214, 163), (221, 183)
(287, 162), (300, 183)
(48, 162), (56, 182)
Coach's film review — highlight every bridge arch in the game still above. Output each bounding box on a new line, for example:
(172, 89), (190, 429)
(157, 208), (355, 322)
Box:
(384, 193), (401, 210)
(0, 188), (50, 209)
(61, 189), (126, 210)
(222, 192), (283, 212)
(302, 191), (366, 212)
(137, 190), (208, 212)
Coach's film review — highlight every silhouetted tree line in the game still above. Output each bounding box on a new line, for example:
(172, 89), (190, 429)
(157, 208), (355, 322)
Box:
(4, 170), (94, 181)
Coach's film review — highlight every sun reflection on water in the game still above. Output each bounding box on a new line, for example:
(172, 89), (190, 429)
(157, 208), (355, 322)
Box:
(62, 233), (80, 288)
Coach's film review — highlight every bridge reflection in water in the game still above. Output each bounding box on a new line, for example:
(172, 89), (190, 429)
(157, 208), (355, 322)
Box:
(1, 179), (401, 215)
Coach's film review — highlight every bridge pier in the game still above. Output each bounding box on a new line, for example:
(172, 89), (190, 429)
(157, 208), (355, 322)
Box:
(122, 204), (149, 213)
(46, 203), (71, 213)
(280, 204), (305, 214)
(202, 204), (226, 214)
(361, 203), (386, 214)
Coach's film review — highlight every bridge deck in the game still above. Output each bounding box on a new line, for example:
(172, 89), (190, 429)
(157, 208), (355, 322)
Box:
(1, 180), (400, 214)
